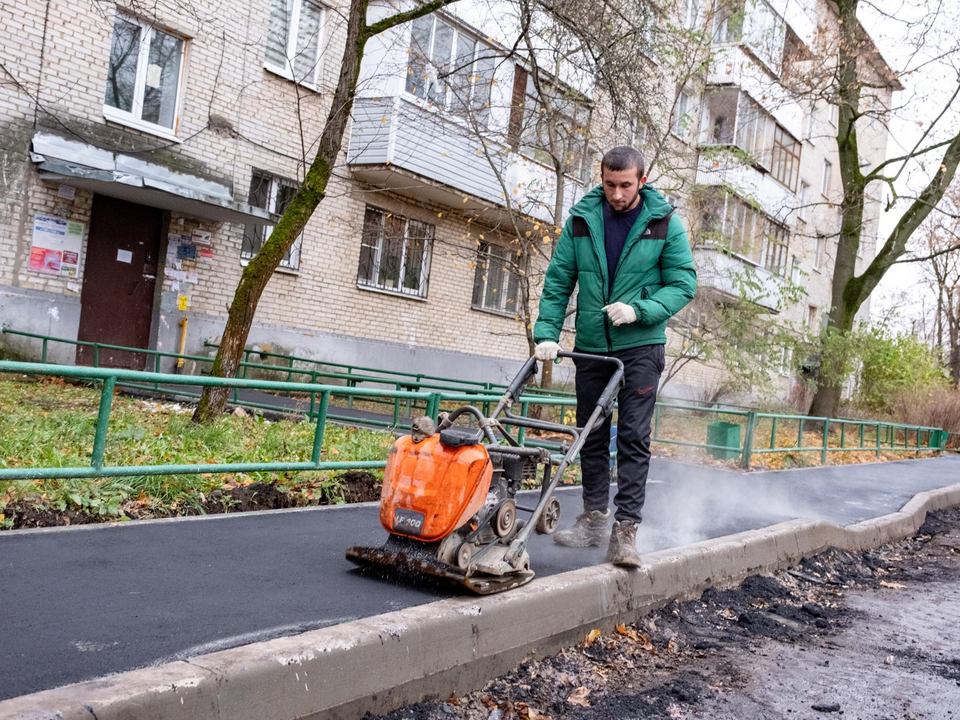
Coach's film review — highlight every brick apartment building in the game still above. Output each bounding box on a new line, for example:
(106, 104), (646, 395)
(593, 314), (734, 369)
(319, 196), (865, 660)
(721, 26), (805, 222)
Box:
(0, 0), (898, 400)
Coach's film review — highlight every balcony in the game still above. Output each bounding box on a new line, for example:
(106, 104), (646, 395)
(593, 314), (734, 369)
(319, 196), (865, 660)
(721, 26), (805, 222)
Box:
(693, 245), (784, 312)
(696, 151), (796, 225)
(347, 96), (585, 225)
(707, 46), (803, 139)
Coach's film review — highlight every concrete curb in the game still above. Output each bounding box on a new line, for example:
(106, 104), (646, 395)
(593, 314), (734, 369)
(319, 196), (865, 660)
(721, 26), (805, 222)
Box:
(4, 482), (960, 720)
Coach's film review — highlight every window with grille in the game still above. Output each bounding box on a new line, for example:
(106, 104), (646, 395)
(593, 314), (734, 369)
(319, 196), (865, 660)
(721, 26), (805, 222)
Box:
(406, 14), (496, 124)
(358, 207), (433, 297)
(264, 0), (327, 87)
(242, 170), (303, 271)
(472, 243), (522, 315)
(770, 125), (801, 190)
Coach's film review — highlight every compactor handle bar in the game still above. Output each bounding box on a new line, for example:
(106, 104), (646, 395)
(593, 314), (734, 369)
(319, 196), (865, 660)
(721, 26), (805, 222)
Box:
(505, 351), (624, 418)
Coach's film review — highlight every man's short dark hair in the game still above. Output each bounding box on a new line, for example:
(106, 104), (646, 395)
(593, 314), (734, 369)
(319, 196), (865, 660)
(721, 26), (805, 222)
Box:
(601, 146), (645, 180)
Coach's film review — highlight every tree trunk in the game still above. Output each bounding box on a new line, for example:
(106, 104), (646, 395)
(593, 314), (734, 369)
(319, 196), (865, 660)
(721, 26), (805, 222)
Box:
(192, 0), (461, 422)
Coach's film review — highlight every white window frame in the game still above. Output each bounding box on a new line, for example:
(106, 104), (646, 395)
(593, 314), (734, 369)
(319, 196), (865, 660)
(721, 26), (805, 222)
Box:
(404, 13), (496, 123)
(685, 0), (700, 29)
(263, 0), (328, 90)
(630, 116), (647, 148)
(102, 13), (186, 142)
(671, 88), (693, 140)
(797, 180), (810, 222)
(821, 159), (833, 197)
(357, 206), (433, 299)
(813, 233), (825, 272)
(242, 170), (304, 272)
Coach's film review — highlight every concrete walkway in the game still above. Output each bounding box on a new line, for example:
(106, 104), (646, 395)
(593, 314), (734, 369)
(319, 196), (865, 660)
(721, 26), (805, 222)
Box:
(1, 455), (958, 702)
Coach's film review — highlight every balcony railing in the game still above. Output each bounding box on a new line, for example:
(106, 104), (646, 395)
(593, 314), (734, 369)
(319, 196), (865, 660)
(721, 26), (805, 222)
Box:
(347, 96), (585, 224)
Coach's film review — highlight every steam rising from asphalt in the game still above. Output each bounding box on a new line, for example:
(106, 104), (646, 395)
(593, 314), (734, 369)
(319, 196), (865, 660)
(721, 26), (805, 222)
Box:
(633, 472), (818, 553)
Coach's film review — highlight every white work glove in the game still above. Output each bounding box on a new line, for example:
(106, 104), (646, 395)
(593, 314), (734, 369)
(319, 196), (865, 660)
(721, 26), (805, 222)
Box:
(535, 341), (561, 362)
(603, 302), (638, 326)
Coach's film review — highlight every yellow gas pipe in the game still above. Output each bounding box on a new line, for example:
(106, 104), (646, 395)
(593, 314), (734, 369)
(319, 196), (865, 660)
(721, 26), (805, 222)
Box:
(176, 316), (188, 370)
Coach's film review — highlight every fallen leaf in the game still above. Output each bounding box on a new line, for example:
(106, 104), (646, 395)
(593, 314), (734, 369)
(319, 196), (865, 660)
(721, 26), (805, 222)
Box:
(615, 623), (639, 640)
(879, 581), (906, 589)
(567, 687), (591, 707)
(584, 629), (601, 646)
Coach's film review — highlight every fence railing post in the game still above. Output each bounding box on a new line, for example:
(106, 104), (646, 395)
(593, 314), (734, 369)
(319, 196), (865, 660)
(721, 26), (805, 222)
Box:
(91, 376), (116, 471)
(425, 392), (442, 421)
(876, 422), (882, 458)
(740, 411), (757, 469)
(821, 418), (831, 465)
(310, 391), (331, 466)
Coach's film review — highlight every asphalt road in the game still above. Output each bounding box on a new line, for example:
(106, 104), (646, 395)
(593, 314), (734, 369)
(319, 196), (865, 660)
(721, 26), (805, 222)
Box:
(1, 455), (958, 701)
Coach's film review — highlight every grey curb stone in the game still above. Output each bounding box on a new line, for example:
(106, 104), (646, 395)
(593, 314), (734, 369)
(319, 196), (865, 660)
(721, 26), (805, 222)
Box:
(3, 482), (960, 720)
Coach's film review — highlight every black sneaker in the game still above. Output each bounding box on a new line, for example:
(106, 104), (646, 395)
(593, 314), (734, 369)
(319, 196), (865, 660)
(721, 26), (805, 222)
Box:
(607, 520), (641, 567)
(553, 509), (610, 547)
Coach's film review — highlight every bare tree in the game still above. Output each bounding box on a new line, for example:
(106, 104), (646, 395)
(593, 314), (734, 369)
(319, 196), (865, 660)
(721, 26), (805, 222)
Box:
(918, 183), (960, 385)
(803, 0), (960, 418)
(193, 0), (463, 422)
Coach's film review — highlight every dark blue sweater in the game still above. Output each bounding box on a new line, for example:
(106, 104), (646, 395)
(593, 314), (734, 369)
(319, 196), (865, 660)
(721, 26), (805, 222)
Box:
(602, 197), (644, 293)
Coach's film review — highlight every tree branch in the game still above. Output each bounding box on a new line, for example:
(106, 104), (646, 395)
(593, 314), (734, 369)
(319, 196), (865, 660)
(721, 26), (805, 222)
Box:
(363, 0), (462, 39)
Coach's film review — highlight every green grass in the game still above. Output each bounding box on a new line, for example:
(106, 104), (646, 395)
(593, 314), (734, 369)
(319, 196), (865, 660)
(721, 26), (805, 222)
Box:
(0, 375), (394, 524)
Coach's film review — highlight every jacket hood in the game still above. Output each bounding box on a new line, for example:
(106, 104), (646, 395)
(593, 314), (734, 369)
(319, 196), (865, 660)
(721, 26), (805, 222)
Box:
(569, 183), (674, 220)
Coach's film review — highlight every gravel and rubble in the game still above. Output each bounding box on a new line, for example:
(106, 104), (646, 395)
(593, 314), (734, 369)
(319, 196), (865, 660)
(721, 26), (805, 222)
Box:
(369, 508), (960, 720)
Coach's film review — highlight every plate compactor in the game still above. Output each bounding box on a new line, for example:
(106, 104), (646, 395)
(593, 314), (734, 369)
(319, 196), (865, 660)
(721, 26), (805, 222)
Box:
(346, 352), (624, 595)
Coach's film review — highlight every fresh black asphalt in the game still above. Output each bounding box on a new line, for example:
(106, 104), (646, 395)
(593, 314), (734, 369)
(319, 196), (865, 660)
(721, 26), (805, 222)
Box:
(1, 455), (958, 701)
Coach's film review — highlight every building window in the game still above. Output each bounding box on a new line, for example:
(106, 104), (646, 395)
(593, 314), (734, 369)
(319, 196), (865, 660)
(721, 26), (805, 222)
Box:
(804, 102), (818, 140)
(264, 0), (327, 87)
(358, 206), (433, 297)
(698, 190), (790, 276)
(699, 87), (738, 145)
(407, 14), (496, 123)
(806, 304), (818, 329)
(472, 243), (521, 315)
(506, 66), (591, 178)
(630, 116), (647, 148)
(827, 101), (839, 127)
(672, 88), (692, 138)
(760, 220), (789, 276)
(242, 171), (303, 271)
(814, 234), (826, 271)
(798, 180), (810, 222)
(770, 125), (801, 190)
(685, 0), (700, 28)
(735, 93), (775, 168)
(821, 159), (833, 196)
(713, 0), (744, 43)
(104, 13), (185, 134)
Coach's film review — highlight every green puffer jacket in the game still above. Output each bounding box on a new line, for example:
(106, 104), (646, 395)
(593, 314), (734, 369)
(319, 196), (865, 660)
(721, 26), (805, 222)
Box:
(534, 184), (697, 352)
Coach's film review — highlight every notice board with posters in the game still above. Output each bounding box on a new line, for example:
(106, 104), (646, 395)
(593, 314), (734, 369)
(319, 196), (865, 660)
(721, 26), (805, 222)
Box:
(30, 214), (84, 277)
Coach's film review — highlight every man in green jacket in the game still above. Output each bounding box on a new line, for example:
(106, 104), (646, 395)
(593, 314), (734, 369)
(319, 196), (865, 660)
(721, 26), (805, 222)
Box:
(534, 146), (697, 567)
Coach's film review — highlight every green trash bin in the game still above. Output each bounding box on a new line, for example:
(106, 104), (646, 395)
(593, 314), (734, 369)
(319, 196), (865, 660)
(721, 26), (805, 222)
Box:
(707, 421), (741, 460)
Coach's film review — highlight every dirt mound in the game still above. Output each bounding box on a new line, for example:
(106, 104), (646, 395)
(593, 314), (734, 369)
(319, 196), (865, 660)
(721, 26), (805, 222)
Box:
(201, 482), (296, 513)
(325, 471), (381, 503)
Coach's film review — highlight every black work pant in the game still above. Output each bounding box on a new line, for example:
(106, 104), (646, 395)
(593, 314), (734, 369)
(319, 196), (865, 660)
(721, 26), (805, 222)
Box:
(574, 344), (665, 523)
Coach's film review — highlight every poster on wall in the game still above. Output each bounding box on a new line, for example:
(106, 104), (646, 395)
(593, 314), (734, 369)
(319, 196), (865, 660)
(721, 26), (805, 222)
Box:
(30, 214), (84, 277)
